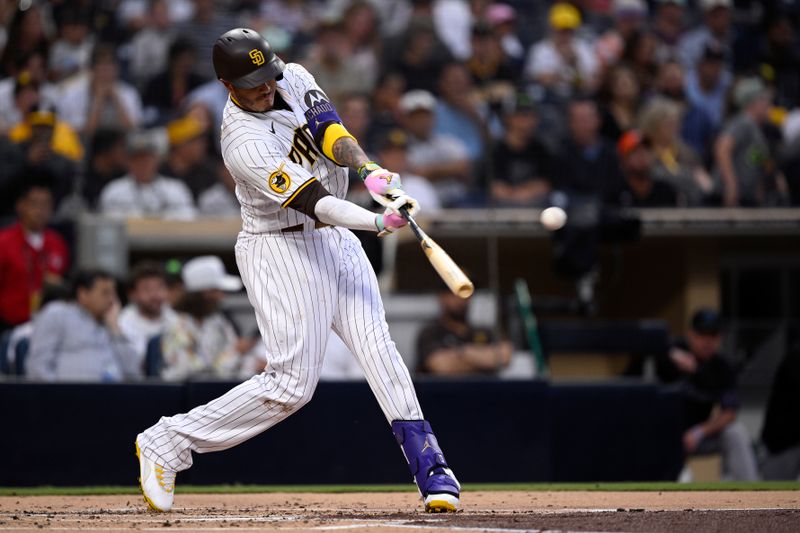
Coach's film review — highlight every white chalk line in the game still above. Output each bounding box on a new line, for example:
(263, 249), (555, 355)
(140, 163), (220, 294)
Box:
(0, 513), (647, 533)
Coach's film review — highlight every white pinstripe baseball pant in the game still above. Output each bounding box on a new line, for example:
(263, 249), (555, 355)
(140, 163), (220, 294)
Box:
(138, 227), (423, 471)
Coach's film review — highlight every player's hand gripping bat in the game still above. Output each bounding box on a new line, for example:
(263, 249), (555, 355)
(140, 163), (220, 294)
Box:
(399, 207), (474, 299)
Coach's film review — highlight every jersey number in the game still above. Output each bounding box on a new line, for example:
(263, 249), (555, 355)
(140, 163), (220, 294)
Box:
(288, 125), (318, 167)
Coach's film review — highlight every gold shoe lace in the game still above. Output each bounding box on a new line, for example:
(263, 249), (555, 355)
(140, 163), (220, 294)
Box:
(154, 466), (175, 493)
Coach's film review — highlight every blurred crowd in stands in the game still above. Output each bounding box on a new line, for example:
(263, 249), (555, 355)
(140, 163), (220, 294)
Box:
(0, 0), (799, 224)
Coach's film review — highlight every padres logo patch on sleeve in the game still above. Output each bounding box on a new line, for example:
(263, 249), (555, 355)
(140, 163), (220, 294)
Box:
(268, 164), (291, 194)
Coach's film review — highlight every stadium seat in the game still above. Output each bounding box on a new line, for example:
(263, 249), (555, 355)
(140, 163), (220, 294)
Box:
(144, 335), (164, 377)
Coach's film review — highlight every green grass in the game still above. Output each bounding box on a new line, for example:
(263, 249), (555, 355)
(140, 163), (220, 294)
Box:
(1, 481), (798, 497)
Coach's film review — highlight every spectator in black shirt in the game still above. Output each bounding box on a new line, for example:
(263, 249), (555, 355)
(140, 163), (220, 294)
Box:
(598, 64), (641, 143)
(657, 309), (759, 480)
(554, 98), (623, 205)
(83, 129), (128, 208)
(758, 15), (800, 110)
(616, 129), (678, 207)
(489, 93), (551, 206)
(416, 288), (511, 376)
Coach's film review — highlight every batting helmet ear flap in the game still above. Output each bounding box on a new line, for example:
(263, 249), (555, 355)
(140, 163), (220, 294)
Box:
(213, 28), (285, 88)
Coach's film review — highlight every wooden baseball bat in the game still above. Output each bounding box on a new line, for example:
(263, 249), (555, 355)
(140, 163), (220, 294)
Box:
(399, 207), (474, 299)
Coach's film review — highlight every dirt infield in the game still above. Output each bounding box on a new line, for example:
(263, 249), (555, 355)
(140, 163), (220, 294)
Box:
(0, 491), (798, 533)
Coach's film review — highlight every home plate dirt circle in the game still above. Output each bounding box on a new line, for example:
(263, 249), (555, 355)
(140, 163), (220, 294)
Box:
(1, 491), (798, 533)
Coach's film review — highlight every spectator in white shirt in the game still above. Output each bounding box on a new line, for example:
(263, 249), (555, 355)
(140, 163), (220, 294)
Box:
(160, 256), (263, 381)
(56, 44), (142, 135)
(27, 270), (141, 382)
(399, 90), (472, 207)
(99, 130), (196, 219)
(119, 261), (177, 367)
(524, 2), (599, 99)
(48, 6), (94, 82)
(127, 0), (176, 88)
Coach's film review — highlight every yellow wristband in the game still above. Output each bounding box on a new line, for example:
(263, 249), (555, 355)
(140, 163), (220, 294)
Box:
(322, 123), (356, 164)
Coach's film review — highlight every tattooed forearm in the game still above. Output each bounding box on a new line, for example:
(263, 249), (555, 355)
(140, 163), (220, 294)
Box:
(332, 137), (370, 170)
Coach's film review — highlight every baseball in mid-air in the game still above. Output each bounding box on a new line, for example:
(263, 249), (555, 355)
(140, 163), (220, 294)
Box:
(540, 206), (567, 231)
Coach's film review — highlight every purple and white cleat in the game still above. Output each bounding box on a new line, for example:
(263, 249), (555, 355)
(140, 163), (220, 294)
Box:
(392, 420), (461, 512)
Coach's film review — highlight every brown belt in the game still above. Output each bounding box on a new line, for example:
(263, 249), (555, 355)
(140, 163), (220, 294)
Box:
(281, 221), (331, 233)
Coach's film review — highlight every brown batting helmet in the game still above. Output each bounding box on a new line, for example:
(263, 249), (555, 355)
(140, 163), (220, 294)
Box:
(212, 28), (285, 88)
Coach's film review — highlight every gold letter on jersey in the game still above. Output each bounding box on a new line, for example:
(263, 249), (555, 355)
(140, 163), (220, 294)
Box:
(268, 164), (291, 194)
(288, 126), (318, 167)
(249, 49), (265, 66)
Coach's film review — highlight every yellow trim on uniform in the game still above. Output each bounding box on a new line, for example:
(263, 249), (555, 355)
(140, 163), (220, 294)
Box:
(281, 177), (318, 208)
(230, 94), (244, 109)
(321, 123), (356, 164)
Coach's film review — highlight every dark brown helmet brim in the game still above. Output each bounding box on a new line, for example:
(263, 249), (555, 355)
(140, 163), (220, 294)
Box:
(225, 56), (286, 88)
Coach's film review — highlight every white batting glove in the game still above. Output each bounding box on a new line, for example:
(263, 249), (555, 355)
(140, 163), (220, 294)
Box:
(374, 194), (420, 237)
(384, 192), (420, 218)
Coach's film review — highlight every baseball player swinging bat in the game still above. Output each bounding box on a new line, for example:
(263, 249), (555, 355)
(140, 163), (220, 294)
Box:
(135, 27), (461, 516)
(400, 207), (474, 299)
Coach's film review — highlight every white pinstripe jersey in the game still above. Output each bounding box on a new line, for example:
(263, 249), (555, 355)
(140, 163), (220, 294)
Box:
(220, 63), (348, 234)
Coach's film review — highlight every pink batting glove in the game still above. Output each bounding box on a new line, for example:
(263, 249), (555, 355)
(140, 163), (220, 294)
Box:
(359, 161), (402, 197)
(375, 210), (408, 237)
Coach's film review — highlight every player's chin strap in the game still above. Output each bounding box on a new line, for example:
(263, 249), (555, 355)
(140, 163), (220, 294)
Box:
(391, 420), (461, 498)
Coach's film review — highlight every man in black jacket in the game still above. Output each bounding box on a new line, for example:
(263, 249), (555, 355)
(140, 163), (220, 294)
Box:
(658, 308), (759, 480)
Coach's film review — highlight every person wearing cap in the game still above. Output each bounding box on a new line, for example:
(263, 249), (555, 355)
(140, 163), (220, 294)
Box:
(677, 0), (733, 71)
(713, 77), (788, 206)
(8, 104), (78, 210)
(485, 3), (524, 64)
(98, 130), (197, 219)
(1, 72), (41, 136)
(8, 103), (84, 162)
(27, 269), (141, 382)
(685, 41), (732, 129)
(656, 308), (759, 481)
(616, 129), (679, 207)
(416, 282), (512, 376)
(399, 89), (472, 206)
(489, 93), (552, 206)
(160, 112), (217, 199)
(135, 27), (460, 514)
(524, 2), (599, 98)
(56, 43), (142, 135)
(159, 256), (261, 382)
(0, 55), (57, 134)
(375, 128), (441, 212)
